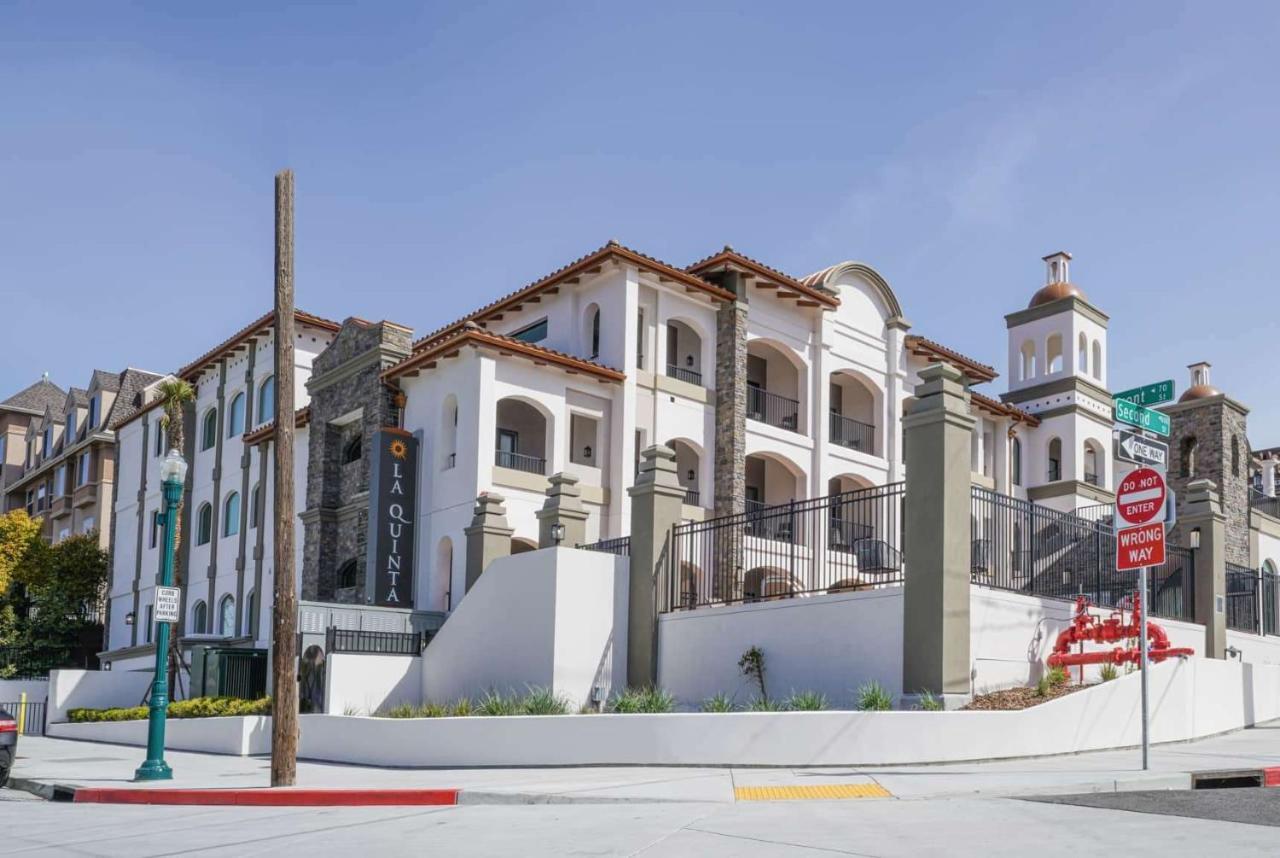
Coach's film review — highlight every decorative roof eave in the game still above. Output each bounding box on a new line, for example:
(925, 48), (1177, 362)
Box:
(687, 248), (840, 309)
(970, 390), (1040, 427)
(386, 327), (626, 385)
(243, 406), (312, 446)
(410, 242), (733, 353)
(179, 309), (342, 381)
(905, 335), (998, 383)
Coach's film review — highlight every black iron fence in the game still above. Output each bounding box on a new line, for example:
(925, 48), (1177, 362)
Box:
(495, 449), (546, 475)
(1226, 563), (1261, 635)
(1250, 490), (1280, 521)
(970, 487), (1194, 622)
(0, 700), (45, 736)
(219, 649), (268, 699)
(1265, 567), (1278, 636)
(577, 536), (631, 557)
(664, 482), (905, 612)
(829, 412), (875, 453)
(746, 386), (800, 433)
(325, 627), (427, 656)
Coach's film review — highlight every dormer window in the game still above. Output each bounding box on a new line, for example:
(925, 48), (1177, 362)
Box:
(510, 318), (548, 344)
(42, 427), (51, 458)
(87, 395), (99, 430)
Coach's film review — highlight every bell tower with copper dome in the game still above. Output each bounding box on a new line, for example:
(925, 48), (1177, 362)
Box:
(1001, 252), (1114, 511)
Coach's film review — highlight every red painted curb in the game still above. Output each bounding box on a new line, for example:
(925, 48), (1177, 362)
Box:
(1264, 767), (1280, 788)
(72, 787), (460, 807)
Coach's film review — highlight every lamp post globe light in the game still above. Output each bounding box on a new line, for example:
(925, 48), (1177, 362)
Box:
(135, 449), (188, 782)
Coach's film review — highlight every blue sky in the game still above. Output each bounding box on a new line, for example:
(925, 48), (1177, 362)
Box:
(3, 2), (1277, 437)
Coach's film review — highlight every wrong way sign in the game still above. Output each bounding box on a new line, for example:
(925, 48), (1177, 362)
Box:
(1117, 468), (1166, 527)
(1117, 522), (1166, 571)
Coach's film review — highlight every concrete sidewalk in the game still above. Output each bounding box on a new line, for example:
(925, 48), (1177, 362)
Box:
(9, 721), (1280, 805)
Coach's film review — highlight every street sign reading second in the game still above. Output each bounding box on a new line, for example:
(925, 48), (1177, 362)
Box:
(1114, 429), (1169, 469)
(1117, 521), (1166, 571)
(154, 585), (181, 624)
(1114, 397), (1171, 437)
(1117, 467), (1166, 526)
(1114, 380), (1175, 408)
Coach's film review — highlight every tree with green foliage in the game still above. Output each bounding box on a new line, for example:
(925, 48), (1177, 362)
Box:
(155, 378), (194, 587)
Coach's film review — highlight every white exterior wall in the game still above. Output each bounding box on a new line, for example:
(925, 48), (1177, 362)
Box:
(325, 653), (422, 716)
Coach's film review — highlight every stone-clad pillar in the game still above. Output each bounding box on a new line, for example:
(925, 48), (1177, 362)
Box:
(536, 473), (589, 548)
(902, 363), (975, 707)
(1183, 478), (1227, 659)
(464, 492), (513, 593)
(627, 445), (686, 688)
(713, 272), (747, 520)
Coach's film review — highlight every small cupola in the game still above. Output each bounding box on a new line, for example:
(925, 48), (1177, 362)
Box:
(1028, 251), (1087, 308)
(1179, 361), (1221, 402)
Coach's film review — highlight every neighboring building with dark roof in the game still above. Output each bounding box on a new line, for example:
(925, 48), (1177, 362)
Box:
(1, 375), (67, 498)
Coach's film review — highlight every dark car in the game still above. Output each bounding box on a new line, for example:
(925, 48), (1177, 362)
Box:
(0, 706), (16, 787)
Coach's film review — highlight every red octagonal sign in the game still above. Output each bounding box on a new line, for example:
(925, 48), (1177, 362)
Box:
(1117, 467), (1166, 526)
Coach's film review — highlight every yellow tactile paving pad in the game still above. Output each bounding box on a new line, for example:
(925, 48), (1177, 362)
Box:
(734, 783), (892, 801)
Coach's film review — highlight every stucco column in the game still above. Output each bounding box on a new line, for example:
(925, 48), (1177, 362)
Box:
(902, 363), (975, 707)
(1183, 478), (1227, 659)
(626, 444), (686, 688)
(536, 472), (590, 548)
(463, 492), (514, 593)
(884, 317), (911, 482)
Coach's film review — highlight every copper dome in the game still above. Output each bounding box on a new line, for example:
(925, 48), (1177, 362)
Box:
(1178, 384), (1222, 403)
(1028, 281), (1087, 309)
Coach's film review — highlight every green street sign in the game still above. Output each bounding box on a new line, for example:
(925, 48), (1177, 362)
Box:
(1114, 397), (1170, 437)
(1114, 380), (1175, 408)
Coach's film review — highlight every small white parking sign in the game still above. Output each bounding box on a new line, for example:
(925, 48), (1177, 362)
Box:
(155, 586), (182, 623)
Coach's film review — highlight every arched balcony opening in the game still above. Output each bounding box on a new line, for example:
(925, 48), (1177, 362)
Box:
(828, 370), (880, 455)
(1092, 340), (1103, 381)
(665, 319), (704, 387)
(744, 452), (806, 542)
(1046, 334), (1064, 374)
(1048, 437), (1063, 482)
(666, 438), (703, 507)
(1019, 340), (1037, 381)
(746, 339), (803, 433)
(1078, 333), (1089, 374)
(495, 397), (549, 475)
(1083, 440), (1103, 486)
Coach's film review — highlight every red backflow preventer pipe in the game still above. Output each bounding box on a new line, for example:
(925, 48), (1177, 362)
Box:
(1046, 594), (1194, 669)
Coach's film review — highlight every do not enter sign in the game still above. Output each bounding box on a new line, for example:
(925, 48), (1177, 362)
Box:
(1117, 467), (1166, 527)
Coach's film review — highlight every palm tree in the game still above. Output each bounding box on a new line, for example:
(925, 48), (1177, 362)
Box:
(155, 379), (194, 587)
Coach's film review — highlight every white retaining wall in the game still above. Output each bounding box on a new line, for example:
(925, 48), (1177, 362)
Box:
(48, 669), (155, 724)
(48, 715), (269, 755)
(422, 547), (628, 710)
(1227, 629), (1280, 666)
(326, 654), (422, 716)
(657, 587), (904, 707)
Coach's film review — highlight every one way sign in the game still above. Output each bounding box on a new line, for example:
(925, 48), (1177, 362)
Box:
(1114, 429), (1168, 470)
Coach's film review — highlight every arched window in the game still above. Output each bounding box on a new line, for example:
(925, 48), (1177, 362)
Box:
(196, 503), (213, 545)
(1019, 341), (1036, 381)
(227, 392), (245, 437)
(1046, 334), (1064, 374)
(257, 376), (275, 424)
(1078, 333), (1088, 373)
(342, 434), (362, 464)
(1083, 441), (1101, 486)
(1180, 436), (1198, 478)
(218, 595), (236, 636)
(223, 492), (240, 537)
(589, 307), (601, 358)
(337, 559), (359, 589)
(1048, 438), (1063, 482)
(1091, 340), (1102, 381)
(192, 600), (207, 634)
(201, 409), (217, 451)
(1012, 436), (1022, 486)
(244, 589), (256, 636)
(250, 483), (260, 529)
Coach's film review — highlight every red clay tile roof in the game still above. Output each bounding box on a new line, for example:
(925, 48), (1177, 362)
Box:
(179, 310), (342, 381)
(687, 247), (839, 309)
(410, 241), (733, 353)
(905, 335), (998, 383)
(387, 325), (625, 384)
(243, 406), (311, 445)
(970, 390), (1040, 426)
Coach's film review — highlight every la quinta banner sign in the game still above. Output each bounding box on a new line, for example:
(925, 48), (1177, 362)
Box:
(366, 428), (419, 607)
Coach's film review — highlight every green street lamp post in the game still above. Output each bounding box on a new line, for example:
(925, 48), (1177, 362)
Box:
(135, 448), (188, 782)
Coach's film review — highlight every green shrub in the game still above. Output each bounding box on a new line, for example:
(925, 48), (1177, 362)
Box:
(520, 686), (570, 716)
(477, 689), (521, 716)
(748, 697), (785, 712)
(1047, 666), (1068, 686)
(915, 691), (942, 712)
(68, 696), (271, 723)
(1099, 663), (1118, 682)
(784, 691), (829, 711)
(609, 686), (676, 714)
(856, 681), (892, 712)
(738, 646), (767, 703)
(449, 697), (474, 717)
(699, 692), (737, 713)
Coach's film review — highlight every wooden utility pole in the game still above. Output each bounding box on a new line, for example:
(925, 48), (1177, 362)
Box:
(271, 169), (299, 786)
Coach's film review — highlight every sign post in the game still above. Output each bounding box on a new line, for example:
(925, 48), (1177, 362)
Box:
(1115, 466), (1168, 772)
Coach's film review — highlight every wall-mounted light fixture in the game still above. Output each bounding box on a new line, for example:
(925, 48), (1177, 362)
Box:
(687, 469), (695, 482)
(583, 446), (593, 460)
(1190, 527), (1202, 550)
(125, 611), (136, 626)
(551, 523), (566, 546)
(685, 355), (694, 367)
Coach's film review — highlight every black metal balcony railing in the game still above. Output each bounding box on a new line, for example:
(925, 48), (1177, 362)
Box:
(1048, 463), (1062, 482)
(1250, 489), (1280, 521)
(1084, 470), (1101, 486)
(666, 363), (703, 386)
(683, 488), (701, 507)
(577, 536), (631, 557)
(747, 386), (800, 433)
(829, 412), (874, 453)
(495, 449), (546, 475)
(1226, 563), (1261, 635)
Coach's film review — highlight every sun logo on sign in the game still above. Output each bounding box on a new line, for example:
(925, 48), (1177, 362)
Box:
(388, 438), (408, 460)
